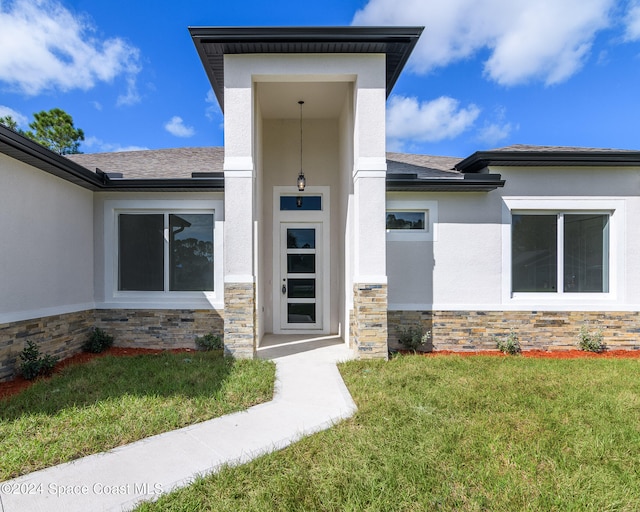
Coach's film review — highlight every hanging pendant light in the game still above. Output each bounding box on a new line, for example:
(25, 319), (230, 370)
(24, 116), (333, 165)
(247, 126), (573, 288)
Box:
(297, 100), (306, 192)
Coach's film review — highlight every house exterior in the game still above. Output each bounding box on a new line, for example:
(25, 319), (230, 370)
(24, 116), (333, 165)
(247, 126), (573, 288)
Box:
(1, 26), (640, 381)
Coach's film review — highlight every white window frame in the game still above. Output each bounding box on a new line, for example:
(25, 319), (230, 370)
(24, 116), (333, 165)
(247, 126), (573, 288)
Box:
(385, 196), (438, 242)
(502, 197), (624, 306)
(103, 199), (224, 309)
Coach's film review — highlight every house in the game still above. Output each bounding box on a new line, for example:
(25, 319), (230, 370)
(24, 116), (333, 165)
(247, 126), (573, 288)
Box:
(2, 26), (640, 381)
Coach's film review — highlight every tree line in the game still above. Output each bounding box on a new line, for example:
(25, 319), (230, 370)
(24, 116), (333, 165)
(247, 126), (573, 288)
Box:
(0, 107), (84, 155)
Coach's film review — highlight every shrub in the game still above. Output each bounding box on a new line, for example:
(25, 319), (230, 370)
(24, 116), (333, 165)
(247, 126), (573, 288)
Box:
(578, 324), (605, 353)
(398, 326), (431, 352)
(195, 333), (223, 351)
(83, 327), (114, 353)
(19, 340), (59, 380)
(495, 330), (521, 355)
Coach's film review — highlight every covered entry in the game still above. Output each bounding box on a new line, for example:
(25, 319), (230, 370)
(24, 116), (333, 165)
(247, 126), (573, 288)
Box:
(190, 26), (423, 358)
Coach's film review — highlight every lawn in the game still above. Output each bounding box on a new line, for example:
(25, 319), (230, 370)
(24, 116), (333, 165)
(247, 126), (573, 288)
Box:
(137, 355), (640, 511)
(0, 351), (275, 480)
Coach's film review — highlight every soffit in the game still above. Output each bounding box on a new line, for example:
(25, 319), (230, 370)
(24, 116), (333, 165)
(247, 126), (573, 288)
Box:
(190, 26), (424, 112)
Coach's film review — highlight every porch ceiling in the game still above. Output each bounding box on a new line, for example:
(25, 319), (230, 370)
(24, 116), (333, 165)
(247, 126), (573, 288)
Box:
(257, 82), (349, 119)
(189, 26), (423, 112)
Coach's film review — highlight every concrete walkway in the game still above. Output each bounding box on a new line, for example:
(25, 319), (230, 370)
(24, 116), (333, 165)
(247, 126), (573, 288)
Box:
(0, 337), (356, 512)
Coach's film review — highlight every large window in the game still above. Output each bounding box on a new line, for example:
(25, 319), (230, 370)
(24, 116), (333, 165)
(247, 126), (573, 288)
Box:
(512, 213), (609, 293)
(118, 213), (214, 292)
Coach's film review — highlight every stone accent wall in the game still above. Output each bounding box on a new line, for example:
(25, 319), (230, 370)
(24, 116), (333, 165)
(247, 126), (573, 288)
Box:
(0, 310), (94, 382)
(95, 309), (223, 350)
(352, 283), (388, 359)
(388, 310), (640, 351)
(0, 308), (224, 382)
(223, 282), (256, 358)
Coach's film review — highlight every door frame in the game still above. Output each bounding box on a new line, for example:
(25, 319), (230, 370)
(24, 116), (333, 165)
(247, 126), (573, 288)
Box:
(272, 186), (330, 334)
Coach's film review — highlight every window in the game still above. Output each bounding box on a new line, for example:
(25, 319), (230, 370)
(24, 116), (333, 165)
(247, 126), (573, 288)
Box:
(280, 195), (322, 211)
(512, 213), (609, 293)
(385, 197), (437, 242)
(118, 213), (214, 292)
(386, 211), (426, 230)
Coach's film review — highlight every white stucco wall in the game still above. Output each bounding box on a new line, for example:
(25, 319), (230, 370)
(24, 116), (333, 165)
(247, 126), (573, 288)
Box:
(0, 154), (94, 322)
(387, 166), (640, 311)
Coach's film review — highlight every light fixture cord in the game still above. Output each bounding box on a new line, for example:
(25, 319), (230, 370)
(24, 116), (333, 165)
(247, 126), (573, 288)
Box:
(299, 100), (304, 175)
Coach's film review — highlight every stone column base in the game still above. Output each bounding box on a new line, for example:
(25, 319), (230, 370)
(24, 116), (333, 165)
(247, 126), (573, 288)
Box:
(352, 283), (388, 359)
(223, 282), (256, 358)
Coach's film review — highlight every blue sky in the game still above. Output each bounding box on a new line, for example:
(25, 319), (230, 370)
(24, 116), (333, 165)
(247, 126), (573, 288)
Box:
(1, 0), (639, 158)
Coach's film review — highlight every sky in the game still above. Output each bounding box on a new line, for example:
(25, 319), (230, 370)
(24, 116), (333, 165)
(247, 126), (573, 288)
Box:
(1, 0), (640, 158)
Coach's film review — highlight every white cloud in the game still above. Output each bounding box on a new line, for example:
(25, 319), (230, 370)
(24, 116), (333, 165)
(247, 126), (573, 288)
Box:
(476, 106), (517, 146)
(477, 122), (515, 146)
(164, 116), (195, 138)
(624, 1), (640, 40)
(0, 0), (141, 101)
(353, 0), (616, 85)
(83, 135), (148, 153)
(0, 105), (28, 127)
(386, 95), (480, 149)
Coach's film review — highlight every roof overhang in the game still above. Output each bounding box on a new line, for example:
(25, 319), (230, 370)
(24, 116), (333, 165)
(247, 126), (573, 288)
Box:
(0, 125), (224, 192)
(386, 173), (505, 192)
(457, 149), (640, 173)
(189, 26), (424, 111)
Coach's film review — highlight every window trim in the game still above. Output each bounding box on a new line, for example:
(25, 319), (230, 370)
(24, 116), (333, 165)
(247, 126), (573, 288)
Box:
(103, 199), (224, 308)
(502, 197), (624, 305)
(386, 197), (437, 242)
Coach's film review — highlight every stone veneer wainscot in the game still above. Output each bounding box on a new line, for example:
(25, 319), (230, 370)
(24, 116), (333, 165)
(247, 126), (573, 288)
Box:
(223, 282), (256, 358)
(388, 310), (640, 351)
(352, 283), (388, 359)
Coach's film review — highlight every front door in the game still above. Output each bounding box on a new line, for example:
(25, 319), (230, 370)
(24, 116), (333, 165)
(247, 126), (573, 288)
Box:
(279, 222), (322, 330)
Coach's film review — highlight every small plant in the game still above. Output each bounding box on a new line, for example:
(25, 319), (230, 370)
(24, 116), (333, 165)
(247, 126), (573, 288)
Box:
(19, 340), (59, 380)
(578, 324), (605, 353)
(83, 327), (114, 353)
(398, 326), (431, 352)
(195, 332), (223, 351)
(495, 330), (521, 355)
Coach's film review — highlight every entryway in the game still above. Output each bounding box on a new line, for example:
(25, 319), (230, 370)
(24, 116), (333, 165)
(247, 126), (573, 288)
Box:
(272, 187), (331, 335)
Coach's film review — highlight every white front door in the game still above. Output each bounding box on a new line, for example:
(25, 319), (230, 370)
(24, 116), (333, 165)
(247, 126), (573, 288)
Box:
(279, 222), (323, 330)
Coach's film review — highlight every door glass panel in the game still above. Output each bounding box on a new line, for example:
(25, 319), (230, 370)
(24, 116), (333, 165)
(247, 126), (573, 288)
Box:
(288, 303), (316, 323)
(287, 254), (315, 273)
(287, 229), (315, 249)
(288, 278), (315, 298)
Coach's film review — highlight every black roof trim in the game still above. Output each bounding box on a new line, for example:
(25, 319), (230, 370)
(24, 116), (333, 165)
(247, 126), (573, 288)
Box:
(189, 26), (424, 110)
(386, 174), (505, 192)
(0, 125), (224, 192)
(457, 149), (640, 173)
(0, 124), (105, 190)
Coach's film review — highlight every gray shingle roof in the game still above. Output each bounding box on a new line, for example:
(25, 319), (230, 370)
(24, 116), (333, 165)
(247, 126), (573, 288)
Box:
(386, 152), (462, 178)
(66, 147), (225, 179)
(66, 147), (464, 180)
(491, 144), (638, 153)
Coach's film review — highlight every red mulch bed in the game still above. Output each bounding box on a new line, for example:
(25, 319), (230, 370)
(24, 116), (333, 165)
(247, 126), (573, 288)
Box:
(0, 347), (194, 400)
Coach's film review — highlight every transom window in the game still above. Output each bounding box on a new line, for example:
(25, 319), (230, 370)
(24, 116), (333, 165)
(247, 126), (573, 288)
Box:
(512, 213), (609, 293)
(118, 212), (214, 292)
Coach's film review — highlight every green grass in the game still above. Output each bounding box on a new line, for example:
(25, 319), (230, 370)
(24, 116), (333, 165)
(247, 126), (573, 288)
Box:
(137, 355), (640, 511)
(0, 351), (275, 480)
